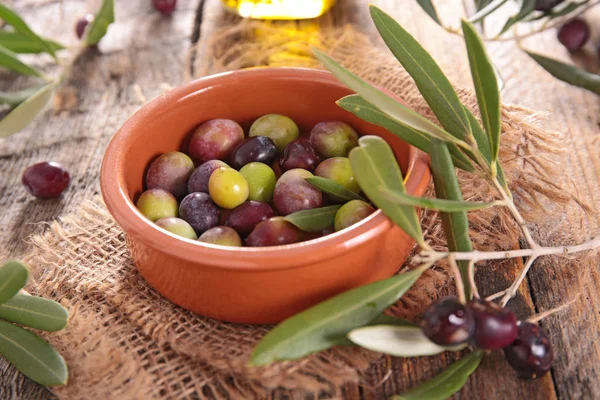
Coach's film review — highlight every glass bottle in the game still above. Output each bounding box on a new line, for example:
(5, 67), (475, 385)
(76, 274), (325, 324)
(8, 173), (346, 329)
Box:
(222, 0), (336, 20)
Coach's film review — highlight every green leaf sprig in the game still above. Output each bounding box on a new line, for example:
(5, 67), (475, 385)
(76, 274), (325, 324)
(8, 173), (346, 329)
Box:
(0, 260), (69, 387)
(0, 0), (115, 138)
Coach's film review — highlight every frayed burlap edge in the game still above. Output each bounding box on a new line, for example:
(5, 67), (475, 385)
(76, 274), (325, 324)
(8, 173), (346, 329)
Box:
(19, 22), (588, 399)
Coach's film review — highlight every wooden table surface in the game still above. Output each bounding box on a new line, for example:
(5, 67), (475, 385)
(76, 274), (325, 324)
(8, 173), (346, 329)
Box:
(1, 0), (599, 399)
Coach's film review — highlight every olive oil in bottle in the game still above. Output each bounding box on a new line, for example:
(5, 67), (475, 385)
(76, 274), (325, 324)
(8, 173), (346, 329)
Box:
(222, 0), (336, 20)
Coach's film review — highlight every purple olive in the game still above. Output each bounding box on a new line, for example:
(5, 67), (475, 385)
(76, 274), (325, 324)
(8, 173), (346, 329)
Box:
(230, 136), (277, 170)
(187, 160), (229, 194)
(198, 226), (242, 247)
(146, 151), (195, 199)
(469, 299), (518, 350)
(420, 296), (475, 346)
(279, 139), (320, 173)
(557, 18), (589, 53)
(245, 217), (302, 247)
(179, 192), (220, 234)
(226, 201), (275, 236)
(22, 161), (70, 198)
(273, 169), (323, 215)
(188, 119), (244, 164)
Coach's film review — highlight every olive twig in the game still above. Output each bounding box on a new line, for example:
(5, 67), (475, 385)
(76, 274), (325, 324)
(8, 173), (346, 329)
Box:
(527, 295), (580, 323)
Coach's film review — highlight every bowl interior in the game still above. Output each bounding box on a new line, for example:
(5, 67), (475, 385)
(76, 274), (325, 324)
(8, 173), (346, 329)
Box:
(118, 68), (412, 203)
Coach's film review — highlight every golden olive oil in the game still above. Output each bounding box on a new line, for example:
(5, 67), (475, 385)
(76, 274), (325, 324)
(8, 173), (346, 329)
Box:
(222, 0), (336, 19)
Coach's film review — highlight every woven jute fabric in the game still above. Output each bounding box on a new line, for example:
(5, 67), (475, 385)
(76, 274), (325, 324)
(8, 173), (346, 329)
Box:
(22, 23), (584, 399)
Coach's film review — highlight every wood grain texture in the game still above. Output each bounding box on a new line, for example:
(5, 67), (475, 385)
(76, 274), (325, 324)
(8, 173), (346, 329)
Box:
(0, 0), (598, 399)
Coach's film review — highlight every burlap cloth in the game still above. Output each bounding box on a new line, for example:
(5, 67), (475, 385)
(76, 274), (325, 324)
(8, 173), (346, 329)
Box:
(21, 23), (588, 399)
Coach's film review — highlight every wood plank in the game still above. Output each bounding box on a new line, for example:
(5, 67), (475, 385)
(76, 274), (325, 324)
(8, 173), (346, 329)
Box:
(0, 0), (598, 399)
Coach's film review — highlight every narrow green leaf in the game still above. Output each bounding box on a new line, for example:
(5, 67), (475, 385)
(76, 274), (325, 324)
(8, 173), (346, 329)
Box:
(416, 0), (441, 24)
(469, 0), (509, 23)
(463, 105), (492, 165)
(379, 186), (499, 212)
(475, 0), (494, 10)
(393, 350), (484, 400)
(313, 49), (465, 147)
(499, 0), (536, 34)
(0, 44), (42, 77)
(348, 325), (463, 357)
(0, 320), (67, 386)
(0, 294), (68, 332)
(546, 1), (589, 19)
(250, 264), (429, 365)
(0, 260), (29, 305)
(0, 4), (57, 58)
(0, 31), (65, 54)
(349, 136), (424, 246)
(429, 140), (473, 300)
(337, 95), (476, 173)
(86, 0), (115, 45)
(305, 176), (366, 202)
(0, 81), (57, 138)
(370, 5), (472, 141)
(284, 205), (341, 232)
(526, 51), (600, 95)
(0, 85), (44, 108)
(462, 20), (501, 163)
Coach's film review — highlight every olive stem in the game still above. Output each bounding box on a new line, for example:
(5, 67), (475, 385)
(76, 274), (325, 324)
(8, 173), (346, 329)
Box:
(467, 259), (479, 298)
(500, 256), (536, 307)
(527, 295), (580, 323)
(417, 236), (600, 263)
(448, 254), (467, 304)
(485, 290), (506, 301)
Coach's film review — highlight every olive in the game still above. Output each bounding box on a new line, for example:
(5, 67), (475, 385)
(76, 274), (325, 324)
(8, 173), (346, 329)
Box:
(146, 151), (195, 199)
(334, 200), (375, 231)
(469, 299), (518, 350)
(557, 18), (589, 53)
(225, 200), (275, 236)
(249, 114), (299, 151)
(420, 296), (475, 346)
(136, 189), (179, 221)
(504, 322), (554, 379)
(279, 139), (320, 173)
(314, 157), (360, 196)
(188, 119), (244, 164)
(155, 217), (198, 240)
(230, 136), (278, 169)
(310, 121), (358, 158)
(179, 192), (220, 234)
(239, 162), (277, 203)
(273, 169), (323, 215)
(198, 226), (242, 247)
(187, 160), (229, 194)
(245, 217), (302, 247)
(22, 161), (70, 198)
(208, 167), (249, 209)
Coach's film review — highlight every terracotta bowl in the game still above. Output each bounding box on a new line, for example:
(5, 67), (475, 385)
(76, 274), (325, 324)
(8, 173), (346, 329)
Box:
(100, 67), (430, 324)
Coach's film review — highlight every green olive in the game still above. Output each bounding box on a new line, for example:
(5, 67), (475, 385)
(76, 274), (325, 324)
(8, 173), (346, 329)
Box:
(239, 162), (277, 203)
(136, 189), (178, 221)
(208, 167), (249, 209)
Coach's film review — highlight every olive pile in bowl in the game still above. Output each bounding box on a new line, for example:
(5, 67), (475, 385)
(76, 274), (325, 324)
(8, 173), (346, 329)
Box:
(136, 113), (376, 247)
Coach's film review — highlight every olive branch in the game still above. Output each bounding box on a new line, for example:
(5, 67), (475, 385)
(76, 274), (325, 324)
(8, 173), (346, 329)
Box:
(250, 6), (600, 398)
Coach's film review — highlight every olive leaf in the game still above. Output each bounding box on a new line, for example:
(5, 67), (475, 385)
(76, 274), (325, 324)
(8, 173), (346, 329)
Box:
(249, 264), (430, 366)
(0, 44), (42, 77)
(0, 294), (69, 332)
(313, 49), (465, 147)
(305, 176), (366, 202)
(0, 260), (29, 305)
(370, 5), (472, 141)
(336, 95), (476, 173)
(378, 186), (500, 212)
(0, 31), (65, 54)
(499, 0), (536, 35)
(392, 350), (484, 400)
(526, 51), (600, 95)
(284, 205), (341, 232)
(347, 325), (464, 357)
(349, 136), (425, 247)
(416, 0), (441, 25)
(429, 139), (473, 300)
(0, 85), (45, 108)
(462, 20), (501, 164)
(475, 0), (495, 10)
(86, 0), (115, 45)
(0, 3), (57, 58)
(0, 80), (57, 138)
(0, 320), (68, 386)
(469, 0), (509, 23)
